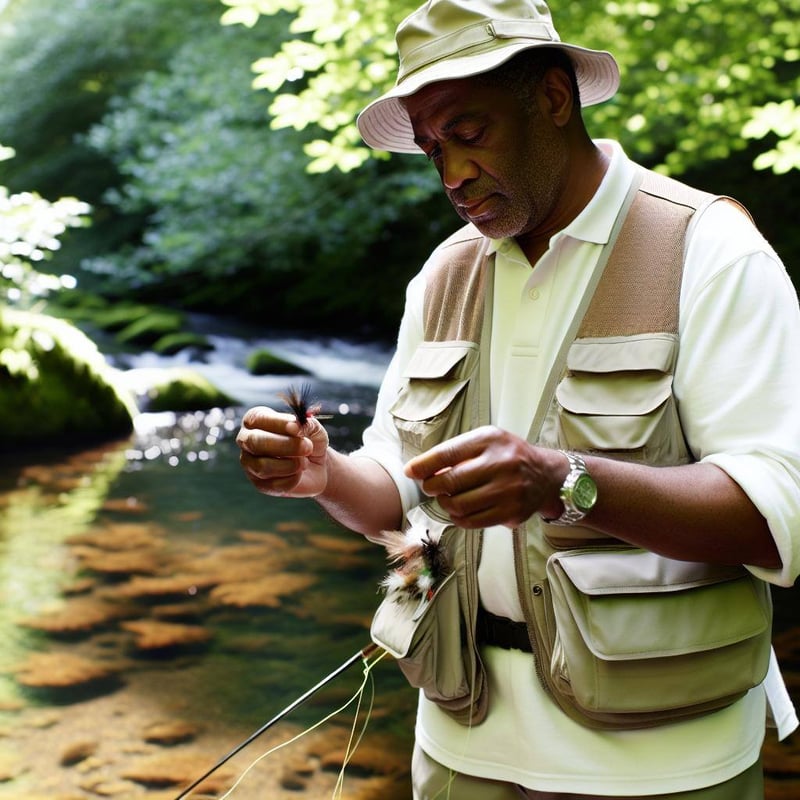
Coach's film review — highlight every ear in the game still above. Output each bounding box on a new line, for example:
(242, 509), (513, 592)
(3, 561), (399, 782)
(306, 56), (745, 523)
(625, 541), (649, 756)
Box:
(538, 66), (575, 128)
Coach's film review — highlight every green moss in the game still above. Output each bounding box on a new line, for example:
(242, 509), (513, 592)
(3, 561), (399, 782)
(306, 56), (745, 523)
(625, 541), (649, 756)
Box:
(246, 348), (310, 376)
(0, 308), (137, 448)
(152, 331), (213, 356)
(143, 368), (235, 412)
(114, 309), (185, 348)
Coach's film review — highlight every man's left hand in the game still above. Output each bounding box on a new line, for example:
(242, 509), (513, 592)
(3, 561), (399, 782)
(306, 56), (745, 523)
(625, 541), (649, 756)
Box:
(403, 425), (567, 528)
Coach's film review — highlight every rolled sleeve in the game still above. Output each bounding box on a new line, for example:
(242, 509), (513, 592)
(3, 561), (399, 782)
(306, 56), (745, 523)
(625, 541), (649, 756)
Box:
(350, 273), (426, 521)
(676, 203), (800, 586)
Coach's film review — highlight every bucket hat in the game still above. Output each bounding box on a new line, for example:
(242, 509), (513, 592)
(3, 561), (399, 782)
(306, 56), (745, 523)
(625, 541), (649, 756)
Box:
(357, 0), (619, 153)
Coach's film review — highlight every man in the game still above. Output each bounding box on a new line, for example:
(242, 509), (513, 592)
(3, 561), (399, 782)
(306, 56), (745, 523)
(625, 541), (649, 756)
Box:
(237, 0), (800, 797)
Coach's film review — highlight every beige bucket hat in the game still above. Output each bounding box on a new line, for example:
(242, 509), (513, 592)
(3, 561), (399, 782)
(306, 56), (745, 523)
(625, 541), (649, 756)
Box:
(357, 0), (620, 154)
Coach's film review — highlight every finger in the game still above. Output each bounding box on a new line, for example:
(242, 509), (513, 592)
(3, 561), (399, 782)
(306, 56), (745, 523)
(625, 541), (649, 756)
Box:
(239, 448), (304, 478)
(237, 426), (313, 459)
(241, 406), (300, 435)
(404, 433), (483, 481)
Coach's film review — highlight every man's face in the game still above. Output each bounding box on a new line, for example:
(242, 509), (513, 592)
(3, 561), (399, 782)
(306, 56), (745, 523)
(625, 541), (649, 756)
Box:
(404, 75), (568, 243)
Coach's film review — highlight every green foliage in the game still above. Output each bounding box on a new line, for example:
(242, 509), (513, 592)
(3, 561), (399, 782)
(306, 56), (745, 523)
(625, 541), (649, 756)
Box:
(743, 99), (800, 174)
(78, 7), (454, 330)
(0, 0), (220, 201)
(223, 0), (399, 173)
(0, 146), (90, 307)
(225, 0), (800, 176)
(0, 309), (135, 446)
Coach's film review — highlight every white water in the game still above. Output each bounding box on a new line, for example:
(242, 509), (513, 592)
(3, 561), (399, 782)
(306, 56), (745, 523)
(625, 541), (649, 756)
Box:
(119, 330), (394, 411)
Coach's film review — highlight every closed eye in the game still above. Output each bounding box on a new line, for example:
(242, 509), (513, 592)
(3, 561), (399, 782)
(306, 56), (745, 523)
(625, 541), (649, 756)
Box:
(426, 143), (443, 162)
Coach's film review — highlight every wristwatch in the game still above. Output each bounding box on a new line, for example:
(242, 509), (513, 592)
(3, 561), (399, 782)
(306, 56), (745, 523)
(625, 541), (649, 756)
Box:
(547, 451), (597, 526)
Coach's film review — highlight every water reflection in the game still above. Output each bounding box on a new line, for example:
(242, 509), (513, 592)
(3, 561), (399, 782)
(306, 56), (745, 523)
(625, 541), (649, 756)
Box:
(0, 406), (415, 798)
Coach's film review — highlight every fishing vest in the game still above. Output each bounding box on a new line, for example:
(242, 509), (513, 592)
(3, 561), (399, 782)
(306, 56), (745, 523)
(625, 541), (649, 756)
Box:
(384, 166), (771, 729)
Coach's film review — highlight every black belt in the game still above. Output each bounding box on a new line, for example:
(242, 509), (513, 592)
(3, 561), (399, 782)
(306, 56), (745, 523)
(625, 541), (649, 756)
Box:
(475, 608), (532, 652)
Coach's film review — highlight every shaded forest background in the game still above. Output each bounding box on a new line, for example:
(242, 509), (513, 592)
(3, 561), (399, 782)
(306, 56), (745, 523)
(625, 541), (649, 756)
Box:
(1, 0), (798, 341)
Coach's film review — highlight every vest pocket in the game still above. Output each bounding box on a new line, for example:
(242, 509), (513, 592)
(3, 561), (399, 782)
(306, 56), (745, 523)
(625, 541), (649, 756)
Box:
(544, 548), (772, 719)
(390, 341), (479, 459)
(370, 504), (479, 709)
(554, 335), (688, 463)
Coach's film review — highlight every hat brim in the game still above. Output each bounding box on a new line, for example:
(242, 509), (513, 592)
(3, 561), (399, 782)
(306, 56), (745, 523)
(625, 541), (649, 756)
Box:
(357, 42), (619, 154)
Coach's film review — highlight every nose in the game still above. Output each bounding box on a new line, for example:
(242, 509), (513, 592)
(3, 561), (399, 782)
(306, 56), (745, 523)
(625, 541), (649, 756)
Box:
(440, 146), (479, 190)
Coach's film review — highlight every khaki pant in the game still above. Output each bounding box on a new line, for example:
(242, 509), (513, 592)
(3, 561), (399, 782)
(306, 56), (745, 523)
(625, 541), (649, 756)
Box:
(411, 744), (764, 800)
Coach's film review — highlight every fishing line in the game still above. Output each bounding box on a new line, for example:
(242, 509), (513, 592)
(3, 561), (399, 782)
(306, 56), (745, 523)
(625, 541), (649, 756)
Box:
(331, 647), (385, 798)
(199, 646), (387, 799)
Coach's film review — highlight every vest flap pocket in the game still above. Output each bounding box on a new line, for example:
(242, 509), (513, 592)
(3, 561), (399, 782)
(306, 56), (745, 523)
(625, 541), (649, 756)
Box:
(566, 334), (678, 374)
(548, 550), (771, 661)
(556, 373), (672, 417)
(370, 570), (458, 658)
(554, 549), (747, 594)
(390, 342), (479, 458)
(401, 341), (478, 380)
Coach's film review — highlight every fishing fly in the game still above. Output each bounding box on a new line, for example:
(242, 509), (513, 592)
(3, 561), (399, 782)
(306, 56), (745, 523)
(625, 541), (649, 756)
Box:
(379, 527), (450, 602)
(278, 382), (332, 427)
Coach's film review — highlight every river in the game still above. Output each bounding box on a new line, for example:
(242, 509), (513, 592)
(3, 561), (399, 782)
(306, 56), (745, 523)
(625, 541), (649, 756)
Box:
(0, 329), (797, 799)
(0, 331), (418, 799)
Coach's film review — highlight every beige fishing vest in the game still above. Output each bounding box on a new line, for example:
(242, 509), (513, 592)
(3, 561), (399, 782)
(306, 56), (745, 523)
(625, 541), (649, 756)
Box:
(387, 167), (762, 728)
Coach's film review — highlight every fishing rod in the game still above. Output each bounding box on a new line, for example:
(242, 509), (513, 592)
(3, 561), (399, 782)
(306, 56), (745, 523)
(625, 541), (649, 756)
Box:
(173, 642), (380, 800)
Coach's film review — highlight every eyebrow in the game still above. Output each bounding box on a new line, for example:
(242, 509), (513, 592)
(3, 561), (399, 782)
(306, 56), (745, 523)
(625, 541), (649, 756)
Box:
(412, 112), (486, 148)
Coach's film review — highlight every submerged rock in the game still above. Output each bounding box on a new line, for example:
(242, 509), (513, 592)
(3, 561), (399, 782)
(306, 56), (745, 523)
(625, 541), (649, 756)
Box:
(121, 752), (234, 791)
(121, 620), (211, 651)
(20, 597), (134, 635)
(210, 573), (317, 609)
(14, 652), (118, 689)
(60, 739), (99, 766)
(143, 720), (200, 746)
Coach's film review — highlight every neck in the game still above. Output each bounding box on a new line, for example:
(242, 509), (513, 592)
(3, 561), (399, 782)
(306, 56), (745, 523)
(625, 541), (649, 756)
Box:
(516, 140), (610, 265)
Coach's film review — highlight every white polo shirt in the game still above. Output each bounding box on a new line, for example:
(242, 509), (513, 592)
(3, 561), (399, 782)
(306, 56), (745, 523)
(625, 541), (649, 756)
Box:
(354, 141), (800, 794)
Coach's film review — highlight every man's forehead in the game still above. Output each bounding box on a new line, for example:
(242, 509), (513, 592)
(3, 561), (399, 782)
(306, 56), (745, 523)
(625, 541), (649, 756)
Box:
(403, 77), (488, 126)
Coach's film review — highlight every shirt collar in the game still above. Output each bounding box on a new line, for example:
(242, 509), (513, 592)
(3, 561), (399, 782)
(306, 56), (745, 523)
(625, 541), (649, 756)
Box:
(488, 140), (636, 256)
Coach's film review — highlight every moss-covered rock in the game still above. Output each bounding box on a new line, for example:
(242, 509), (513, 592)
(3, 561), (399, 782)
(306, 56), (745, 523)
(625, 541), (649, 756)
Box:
(137, 367), (235, 412)
(49, 295), (212, 356)
(114, 309), (186, 348)
(246, 348), (310, 376)
(151, 331), (213, 356)
(0, 308), (137, 448)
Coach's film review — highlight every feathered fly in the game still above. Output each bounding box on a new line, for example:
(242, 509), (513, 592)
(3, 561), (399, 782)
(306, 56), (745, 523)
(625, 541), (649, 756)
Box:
(379, 528), (450, 602)
(278, 383), (331, 427)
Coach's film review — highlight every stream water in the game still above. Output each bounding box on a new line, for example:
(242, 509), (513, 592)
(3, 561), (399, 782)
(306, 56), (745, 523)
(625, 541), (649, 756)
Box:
(1, 328), (798, 798)
(0, 332), (417, 798)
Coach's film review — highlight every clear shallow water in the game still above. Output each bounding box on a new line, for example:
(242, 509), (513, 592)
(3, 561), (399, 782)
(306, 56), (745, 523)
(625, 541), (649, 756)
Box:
(0, 335), (416, 797)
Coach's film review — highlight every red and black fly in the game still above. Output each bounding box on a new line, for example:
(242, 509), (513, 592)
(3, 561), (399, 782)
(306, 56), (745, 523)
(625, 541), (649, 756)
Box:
(278, 383), (332, 427)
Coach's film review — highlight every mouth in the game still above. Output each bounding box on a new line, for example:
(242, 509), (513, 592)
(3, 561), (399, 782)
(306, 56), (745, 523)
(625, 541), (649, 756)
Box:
(457, 195), (495, 219)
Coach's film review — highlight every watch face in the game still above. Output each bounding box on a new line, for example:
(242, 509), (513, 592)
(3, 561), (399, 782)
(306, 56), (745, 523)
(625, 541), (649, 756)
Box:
(573, 474), (598, 512)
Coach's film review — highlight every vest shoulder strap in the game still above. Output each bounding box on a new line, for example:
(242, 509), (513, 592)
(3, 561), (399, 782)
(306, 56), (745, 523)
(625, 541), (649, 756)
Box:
(422, 225), (490, 342)
(578, 169), (712, 337)
(422, 169), (745, 342)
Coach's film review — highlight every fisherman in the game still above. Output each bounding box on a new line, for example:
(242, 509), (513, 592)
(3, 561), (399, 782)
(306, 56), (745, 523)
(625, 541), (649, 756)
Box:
(237, 0), (800, 796)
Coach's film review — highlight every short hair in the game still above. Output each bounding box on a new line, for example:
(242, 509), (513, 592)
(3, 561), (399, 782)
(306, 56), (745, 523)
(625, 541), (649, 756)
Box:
(477, 47), (581, 109)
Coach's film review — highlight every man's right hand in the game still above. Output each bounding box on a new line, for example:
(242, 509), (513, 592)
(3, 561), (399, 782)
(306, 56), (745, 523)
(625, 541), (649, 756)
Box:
(236, 406), (330, 498)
